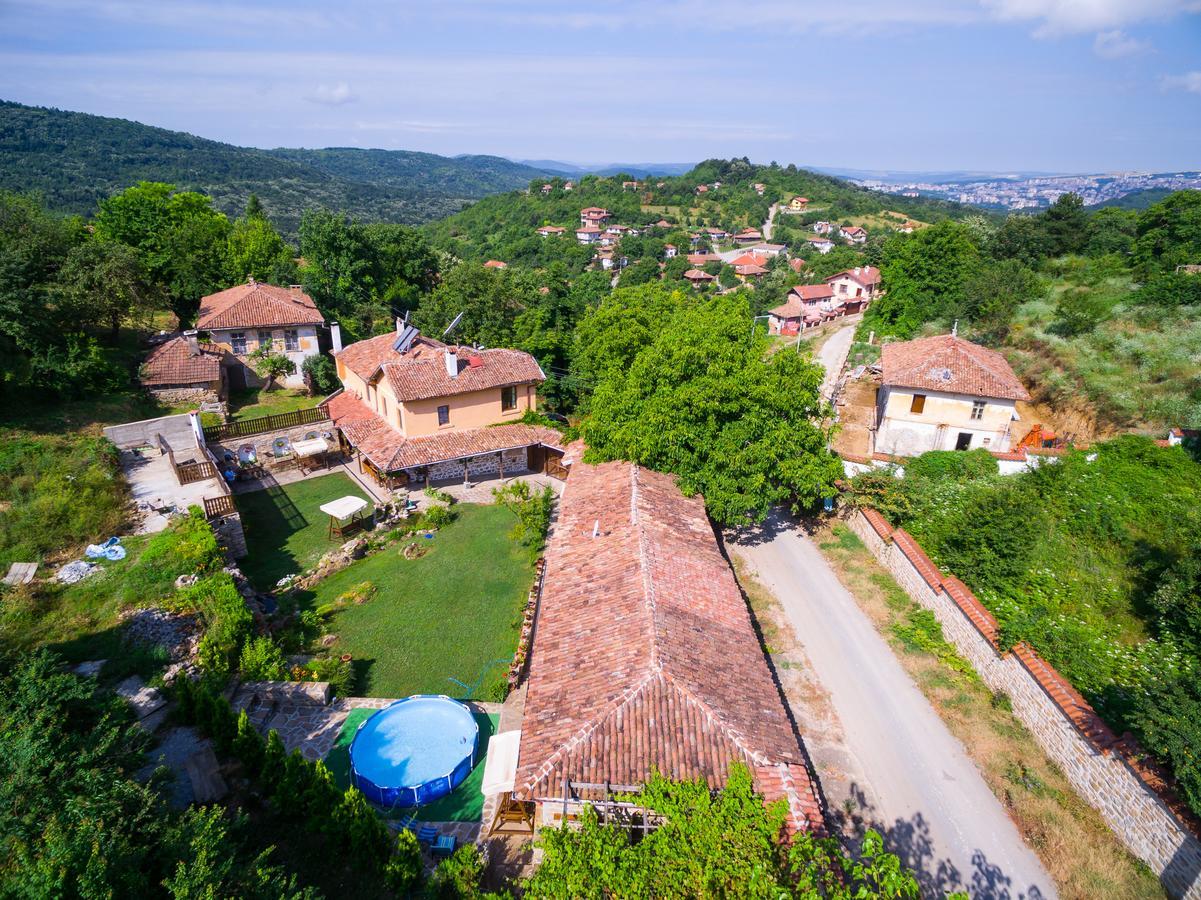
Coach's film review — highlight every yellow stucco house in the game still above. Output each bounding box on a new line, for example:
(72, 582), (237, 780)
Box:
(326, 324), (563, 486)
(874, 334), (1030, 456)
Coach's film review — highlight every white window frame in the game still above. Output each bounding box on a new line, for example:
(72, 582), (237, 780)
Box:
(230, 331), (247, 355)
(971, 400), (986, 421)
(284, 328), (299, 352)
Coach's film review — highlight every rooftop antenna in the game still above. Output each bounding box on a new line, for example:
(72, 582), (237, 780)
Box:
(592, 519), (600, 538)
(442, 311), (464, 342)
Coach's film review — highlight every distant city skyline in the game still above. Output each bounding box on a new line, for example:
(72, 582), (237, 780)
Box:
(1, 0), (1199, 172)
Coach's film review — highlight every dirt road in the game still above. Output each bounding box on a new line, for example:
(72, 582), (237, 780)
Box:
(729, 519), (1056, 899)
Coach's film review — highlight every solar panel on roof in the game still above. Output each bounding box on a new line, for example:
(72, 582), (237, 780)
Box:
(393, 325), (419, 354)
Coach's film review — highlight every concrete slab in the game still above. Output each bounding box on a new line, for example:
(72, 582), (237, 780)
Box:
(114, 675), (167, 720)
(120, 449), (220, 533)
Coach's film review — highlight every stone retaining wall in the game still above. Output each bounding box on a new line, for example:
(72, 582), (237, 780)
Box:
(846, 508), (1201, 899)
(428, 447), (528, 482)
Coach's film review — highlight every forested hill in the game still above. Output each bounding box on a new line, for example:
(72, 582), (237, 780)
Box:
(0, 100), (554, 232)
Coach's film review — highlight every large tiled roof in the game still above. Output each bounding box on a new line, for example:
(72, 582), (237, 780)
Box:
(882, 334), (1030, 401)
(789, 284), (834, 301)
(325, 392), (562, 472)
(335, 333), (544, 401)
(139, 336), (223, 386)
(826, 266), (881, 287)
(196, 280), (324, 331)
(514, 456), (822, 832)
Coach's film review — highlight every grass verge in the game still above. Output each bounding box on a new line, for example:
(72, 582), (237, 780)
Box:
(813, 518), (1163, 899)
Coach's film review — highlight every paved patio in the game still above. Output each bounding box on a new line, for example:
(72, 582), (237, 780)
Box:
(120, 448), (221, 533)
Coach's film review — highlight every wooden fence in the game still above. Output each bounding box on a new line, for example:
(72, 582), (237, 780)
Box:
(203, 405), (329, 443)
(203, 494), (236, 519)
(176, 458), (217, 485)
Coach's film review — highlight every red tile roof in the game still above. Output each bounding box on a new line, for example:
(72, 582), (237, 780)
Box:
(789, 258), (806, 273)
(684, 269), (715, 281)
(139, 336), (223, 386)
(730, 253), (768, 268)
(484, 260), (508, 268)
(325, 391), (562, 471)
(789, 284), (835, 302)
(196, 280), (324, 331)
(514, 457), (821, 832)
(686, 253), (719, 265)
(826, 266), (881, 288)
(735, 264), (768, 276)
(805, 236), (833, 245)
(335, 332), (544, 402)
(881, 334), (1030, 401)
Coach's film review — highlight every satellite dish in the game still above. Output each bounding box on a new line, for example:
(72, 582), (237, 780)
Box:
(442, 312), (465, 340)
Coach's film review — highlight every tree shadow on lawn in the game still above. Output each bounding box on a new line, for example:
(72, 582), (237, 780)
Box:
(235, 483), (317, 589)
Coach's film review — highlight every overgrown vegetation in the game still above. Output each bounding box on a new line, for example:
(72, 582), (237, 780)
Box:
(847, 437), (1201, 816)
(524, 763), (925, 899)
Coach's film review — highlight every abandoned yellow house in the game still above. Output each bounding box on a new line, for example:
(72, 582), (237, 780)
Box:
(874, 334), (1030, 456)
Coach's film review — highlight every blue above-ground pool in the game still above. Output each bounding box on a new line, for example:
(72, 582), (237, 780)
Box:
(350, 695), (479, 808)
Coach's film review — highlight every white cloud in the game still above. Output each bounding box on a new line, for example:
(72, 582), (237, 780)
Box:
(982, 0), (1201, 36)
(1162, 71), (1201, 93)
(1093, 30), (1150, 57)
(307, 82), (357, 106)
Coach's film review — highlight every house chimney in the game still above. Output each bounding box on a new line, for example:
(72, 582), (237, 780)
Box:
(330, 322), (343, 353)
(444, 348), (459, 379)
(397, 317), (404, 335)
(182, 329), (200, 356)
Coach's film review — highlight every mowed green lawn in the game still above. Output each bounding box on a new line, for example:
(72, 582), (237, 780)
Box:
(236, 473), (372, 589)
(227, 387), (317, 422)
(300, 503), (532, 699)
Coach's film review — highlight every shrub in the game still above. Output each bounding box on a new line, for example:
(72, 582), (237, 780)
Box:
(330, 787), (391, 866)
(428, 845), (487, 899)
(238, 636), (288, 681)
(183, 575), (254, 676)
(423, 504), (456, 531)
(423, 486), (456, 505)
(301, 353), (339, 395)
(493, 481), (556, 558)
(385, 831), (424, 894)
(304, 656), (355, 698)
(232, 709), (265, 779)
(904, 448), (998, 481)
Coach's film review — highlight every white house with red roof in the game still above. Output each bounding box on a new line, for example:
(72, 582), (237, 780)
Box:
(840, 225), (867, 244)
(806, 235), (835, 254)
(875, 334), (1030, 456)
(579, 207), (611, 227)
(812, 221), (834, 235)
(536, 225), (566, 237)
(575, 225), (602, 244)
(196, 278), (326, 389)
(826, 266), (882, 301)
(327, 324), (562, 486)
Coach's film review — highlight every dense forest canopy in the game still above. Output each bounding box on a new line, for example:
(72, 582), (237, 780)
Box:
(0, 100), (557, 233)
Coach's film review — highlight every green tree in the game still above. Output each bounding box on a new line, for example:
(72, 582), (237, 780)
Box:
(989, 214), (1050, 267)
(414, 261), (539, 349)
(524, 764), (920, 899)
(1085, 207), (1138, 258)
(1040, 192), (1088, 257)
(55, 238), (159, 340)
(227, 211), (295, 285)
(1133, 190), (1201, 278)
(583, 293), (841, 523)
(249, 338), (296, 390)
(93, 181), (231, 323)
(1052, 285), (1111, 336)
(960, 259), (1043, 341)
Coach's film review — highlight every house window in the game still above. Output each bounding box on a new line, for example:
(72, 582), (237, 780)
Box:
(230, 331), (247, 355)
(971, 400), (986, 421)
(258, 330), (272, 349)
(910, 394), (926, 414)
(437, 405), (450, 426)
(284, 329), (299, 352)
(501, 385), (518, 412)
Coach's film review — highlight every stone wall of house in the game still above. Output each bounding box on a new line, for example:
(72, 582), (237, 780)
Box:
(846, 508), (1201, 899)
(149, 386), (222, 407)
(426, 447), (529, 483)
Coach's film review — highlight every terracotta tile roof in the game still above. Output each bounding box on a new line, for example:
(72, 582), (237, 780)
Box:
(484, 260), (508, 268)
(736, 228), (762, 238)
(736, 264), (768, 276)
(881, 334), (1030, 401)
(334, 332), (544, 401)
(325, 391), (562, 472)
(580, 207), (609, 217)
(686, 253), (720, 265)
(826, 266), (881, 288)
(537, 226), (566, 234)
(789, 284), (835, 302)
(196, 280), (324, 331)
(515, 458), (820, 833)
(684, 269), (715, 281)
(891, 529), (943, 590)
(806, 236), (833, 245)
(139, 336), (223, 386)
(789, 258), (806, 273)
(841, 226), (867, 236)
(730, 253), (768, 268)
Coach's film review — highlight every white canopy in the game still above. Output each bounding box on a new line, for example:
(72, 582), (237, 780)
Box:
(292, 437), (329, 458)
(480, 729), (521, 797)
(319, 495), (369, 520)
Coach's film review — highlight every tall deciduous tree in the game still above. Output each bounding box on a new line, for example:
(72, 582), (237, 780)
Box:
(583, 293), (840, 523)
(1133, 189), (1201, 278)
(55, 239), (159, 340)
(93, 181), (231, 323)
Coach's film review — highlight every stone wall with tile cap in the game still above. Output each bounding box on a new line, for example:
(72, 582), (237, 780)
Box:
(847, 507), (1201, 899)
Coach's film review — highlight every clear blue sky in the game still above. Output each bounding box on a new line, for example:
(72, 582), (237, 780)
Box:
(1, 0), (1199, 172)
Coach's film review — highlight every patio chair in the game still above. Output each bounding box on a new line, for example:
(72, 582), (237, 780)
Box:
(416, 824), (438, 846)
(431, 833), (456, 858)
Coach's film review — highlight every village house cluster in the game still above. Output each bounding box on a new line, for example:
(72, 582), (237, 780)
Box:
(767, 266), (881, 333)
